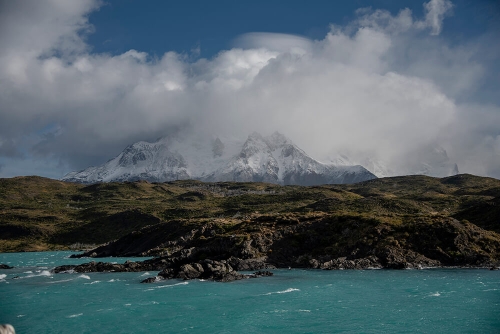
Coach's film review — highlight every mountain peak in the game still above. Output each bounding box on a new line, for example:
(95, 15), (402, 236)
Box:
(62, 131), (376, 186)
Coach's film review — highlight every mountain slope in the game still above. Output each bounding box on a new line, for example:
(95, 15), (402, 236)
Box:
(62, 132), (376, 186)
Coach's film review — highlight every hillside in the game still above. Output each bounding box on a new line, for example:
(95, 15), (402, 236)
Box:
(0, 174), (499, 265)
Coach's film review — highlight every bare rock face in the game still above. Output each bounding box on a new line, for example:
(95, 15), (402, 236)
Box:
(55, 208), (500, 283)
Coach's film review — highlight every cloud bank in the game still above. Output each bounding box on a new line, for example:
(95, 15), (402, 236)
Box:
(0, 0), (499, 178)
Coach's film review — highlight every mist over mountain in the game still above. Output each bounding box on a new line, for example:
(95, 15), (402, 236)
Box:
(328, 144), (459, 178)
(62, 132), (376, 185)
(63, 130), (461, 185)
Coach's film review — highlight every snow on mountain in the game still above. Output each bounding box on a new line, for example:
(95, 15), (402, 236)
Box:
(62, 132), (377, 186)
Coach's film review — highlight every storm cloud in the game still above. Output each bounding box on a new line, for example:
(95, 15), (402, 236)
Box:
(0, 0), (499, 178)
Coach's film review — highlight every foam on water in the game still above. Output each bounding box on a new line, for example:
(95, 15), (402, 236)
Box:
(67, 313), (83, 318)
(84, 281), (100, 285)
(154, 281), (189, 289)
(0, 274), (6, 280)
(78, 274), (90, 279)
(48, 278), (75, 284)
(262, 288), (300, 295)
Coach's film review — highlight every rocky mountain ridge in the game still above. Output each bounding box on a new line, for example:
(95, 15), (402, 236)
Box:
(62, 132), (376, 186)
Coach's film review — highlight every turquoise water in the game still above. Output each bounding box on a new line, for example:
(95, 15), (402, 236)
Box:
(1, 252), (499, 333)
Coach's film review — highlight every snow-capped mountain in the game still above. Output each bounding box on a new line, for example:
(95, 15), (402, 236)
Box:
(62, 132), (377, 186)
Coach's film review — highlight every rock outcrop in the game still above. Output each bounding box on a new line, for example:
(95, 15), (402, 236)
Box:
(55, 212), (500, 282)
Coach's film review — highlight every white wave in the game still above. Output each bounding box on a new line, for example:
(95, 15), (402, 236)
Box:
(78, 274), (91, 279)
(17, 315), (25, 318)
(298, 309), (311, 312)
(20, 270), (53, 279)
(263, 288), (300, 296)
(24, 271), (33, 274)
(430, 292), (441, 297)
(124, 303), (131, 306)
(156, 282), (189, 289)
(0, 274), (6, 280)
(140, 272), (150, 277)
(47, 278), (75, 284)
(54, 268), (75, 274)
(84, 281), (101, 285)
(67, 313), (83, 318)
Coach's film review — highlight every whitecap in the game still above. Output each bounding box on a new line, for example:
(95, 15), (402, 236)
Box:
(24, 271), (33, 274)
(21, 270), (52, 279)
(56, 269), (75, 274)
(156, 282), (189, 289)
(84, 281), (101, 285)
(430, 292), (441, 297)
(298, 309), (311, 312)
(262, 288), (300, 296)
(140, 272), (150, 277)
(78, 274), (91, 279)
(48, 278), (75, 284)
(124, 303), (131, 306)
(67, 313), (83, 318)
(17, 315), (25, 318)
(0, 274), (6, 280)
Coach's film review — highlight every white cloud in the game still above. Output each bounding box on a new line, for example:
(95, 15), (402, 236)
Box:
(418, 0), (454, 35)
(0, 0), (499, 179)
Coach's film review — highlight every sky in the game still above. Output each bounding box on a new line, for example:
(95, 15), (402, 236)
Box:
(0, 0), (499, 179)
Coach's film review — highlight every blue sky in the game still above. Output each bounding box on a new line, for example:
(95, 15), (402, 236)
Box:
(87, 0), (497, 58)
(0, 0), (499, 179)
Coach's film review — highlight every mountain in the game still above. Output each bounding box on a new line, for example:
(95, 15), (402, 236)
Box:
(62, 132), (376, 186)
(328, 145), (459, 178)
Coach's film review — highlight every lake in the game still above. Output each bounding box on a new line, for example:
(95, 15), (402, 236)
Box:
(1, 251), (499, 333)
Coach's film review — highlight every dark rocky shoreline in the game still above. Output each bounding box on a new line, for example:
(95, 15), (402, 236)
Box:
(52, 254), (497, 284)
(53, 213), (500, 282)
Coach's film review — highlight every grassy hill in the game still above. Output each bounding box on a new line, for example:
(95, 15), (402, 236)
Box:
(0, 174), (499, 253)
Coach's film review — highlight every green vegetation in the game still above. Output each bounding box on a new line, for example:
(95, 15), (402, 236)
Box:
(0, 174), (499, 252)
